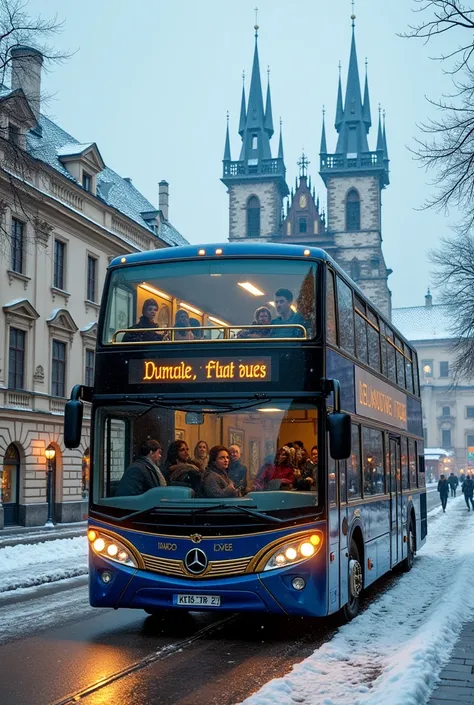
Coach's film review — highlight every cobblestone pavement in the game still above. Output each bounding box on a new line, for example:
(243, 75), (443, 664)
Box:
(428, 622), (474, 704)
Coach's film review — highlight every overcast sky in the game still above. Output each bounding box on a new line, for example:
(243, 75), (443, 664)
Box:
(27, 0), (460, 309)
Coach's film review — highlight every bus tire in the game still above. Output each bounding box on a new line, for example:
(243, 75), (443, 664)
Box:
(342, 539), (363, 622)
(401, 518), (415, 573)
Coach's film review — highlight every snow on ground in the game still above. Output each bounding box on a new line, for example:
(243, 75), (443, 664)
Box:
(239, 497), (474, 705)
(0, 536), (87, 593)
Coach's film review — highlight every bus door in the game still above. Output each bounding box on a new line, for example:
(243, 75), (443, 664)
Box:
(389, 437), (401, 567)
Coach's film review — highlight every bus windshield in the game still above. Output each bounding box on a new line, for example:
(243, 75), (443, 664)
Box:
(93, 399), (322, 516)
(103, 258), (317, 343)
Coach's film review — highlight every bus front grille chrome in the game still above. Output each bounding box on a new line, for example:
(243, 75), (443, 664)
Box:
(141, 553), (253, 579)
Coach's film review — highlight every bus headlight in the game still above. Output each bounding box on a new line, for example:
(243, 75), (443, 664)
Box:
(88, 530), (138, 567)
(263, 532), (323, 571)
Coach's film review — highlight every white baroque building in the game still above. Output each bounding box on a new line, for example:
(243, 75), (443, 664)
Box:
(393, 291), (474, 477)
(0, 47), (186, 528)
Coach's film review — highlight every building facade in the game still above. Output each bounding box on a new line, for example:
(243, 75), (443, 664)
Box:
(393, 292), (474, 476)
(0, 47), (186, 528)
(222, 19), (392, 317)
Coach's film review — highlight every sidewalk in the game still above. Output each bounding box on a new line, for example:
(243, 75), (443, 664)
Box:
(428, 623), (474, 704)
(0, 521), (87, 548)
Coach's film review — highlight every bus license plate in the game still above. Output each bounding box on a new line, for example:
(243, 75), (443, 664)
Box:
(173, 594), (221, 606)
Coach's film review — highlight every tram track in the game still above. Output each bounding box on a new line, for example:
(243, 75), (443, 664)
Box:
(51, 613), (238, 705)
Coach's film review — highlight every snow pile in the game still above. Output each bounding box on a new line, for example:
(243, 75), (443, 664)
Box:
(239, 496), (474, 705)
(0, 536), (88, 593)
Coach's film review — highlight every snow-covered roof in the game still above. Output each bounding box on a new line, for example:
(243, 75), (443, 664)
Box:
(392, 304), (454, 343)
(23, 114), (188, 248)
(425, 447), (453, 461)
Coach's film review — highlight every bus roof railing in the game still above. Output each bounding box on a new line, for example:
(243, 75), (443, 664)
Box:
(111, 324), (308, 343)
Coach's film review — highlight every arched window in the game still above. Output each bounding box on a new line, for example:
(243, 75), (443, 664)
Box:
(346, 189), (361, 231)
(298, 217), (307, 233)
(351, 258), (361, 281)
(247, 196), (261, 237)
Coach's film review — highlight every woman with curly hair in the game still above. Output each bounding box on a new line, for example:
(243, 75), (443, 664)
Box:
(200, 445), (240, 498)
(253, 446), (295, 490)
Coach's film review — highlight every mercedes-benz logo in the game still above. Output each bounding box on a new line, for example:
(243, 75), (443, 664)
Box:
(184, 548), (208, 575)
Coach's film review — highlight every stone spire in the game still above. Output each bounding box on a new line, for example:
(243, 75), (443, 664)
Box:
(362, 58), (371, 130)
(238, 71), (246, 137)
(223, 112), (231, 161)
(264, 67), (274, 137)
(320, 106), (327, 154)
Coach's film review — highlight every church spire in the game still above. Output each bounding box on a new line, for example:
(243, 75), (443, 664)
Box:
(376, 105), (384, 152)
(278, 117), (284, 159)
(383, 110), (389, 161)
(335, 14), (369, 155)
(335, 62), (343, 130)
(320, 106), (327, 154)
(238, 71), (246, 137)
(362, 58), (371, 130)
(223, 112), (231, 161)
(264, 66), (274, 137)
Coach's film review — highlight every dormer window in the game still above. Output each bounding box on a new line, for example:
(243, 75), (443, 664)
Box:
(82, 171), (92, 192)
(8, 122), (20, 146)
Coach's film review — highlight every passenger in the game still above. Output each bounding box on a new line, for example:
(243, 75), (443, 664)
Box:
(270, 289), (306, 338)
(122, 298), (164, 342)
(162, 439), (201, 492)
(253, 446), (295, 491)
(173, 309), (194, 340)
(228, 445), (248, 494)
(193, 440), (209, 471)
(115, 440), (166, 496)
(237, 306), (273, 339)
(189, 317), (204, 339)
(295, 445), (318, 491)
(200, 445), (240, 498)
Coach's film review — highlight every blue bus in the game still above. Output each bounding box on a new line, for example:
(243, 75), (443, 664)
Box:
(65, 243), (426, 621)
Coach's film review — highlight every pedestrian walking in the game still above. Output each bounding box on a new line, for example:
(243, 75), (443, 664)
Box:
(462, 474), (474, 511)
(437, 474), (449, 513)
(448, 472), (459, 497)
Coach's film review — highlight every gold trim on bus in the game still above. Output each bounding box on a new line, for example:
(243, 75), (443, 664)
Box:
(141, 553), (253, 579)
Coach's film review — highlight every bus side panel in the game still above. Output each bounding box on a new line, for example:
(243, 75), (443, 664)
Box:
(400, 494), (409, 563)
(328, 502), (340, 615)
(338, 502), (349, 610)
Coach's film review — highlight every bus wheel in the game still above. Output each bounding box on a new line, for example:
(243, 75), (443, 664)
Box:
(401, 519), (415, 573)
(343, 540), (363, 622)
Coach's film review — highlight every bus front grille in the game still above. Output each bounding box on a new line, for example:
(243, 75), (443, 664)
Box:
(141, 553), (253, 579)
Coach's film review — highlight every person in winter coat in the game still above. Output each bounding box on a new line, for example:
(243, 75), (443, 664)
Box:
(448, 472), (459, 497)
(295, 445), (318, 491)
(122, 298), (164, 342)
(253, 447), (295, 490)
(437, 474), (449, 513)
(462, 474), (474, 511)
(228, 445), (248, 495)
(200, 445), (239, 498)
(193, 440), (209, 472)
(162, 441), (200, 482)
(115, 440), (166, 495)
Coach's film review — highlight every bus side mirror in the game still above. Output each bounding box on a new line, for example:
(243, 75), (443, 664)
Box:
(64, 399), (83, 449)
(328, 412), (351, 460)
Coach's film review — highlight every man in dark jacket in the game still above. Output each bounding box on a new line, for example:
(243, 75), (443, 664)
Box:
(122, 298), (164, 342)
(462, 474), (474, 511)
(115, 440), (166, 496)
(448, 472), (459, 497)
(437, 474), (449, 513)
(228, 445), (248, 495)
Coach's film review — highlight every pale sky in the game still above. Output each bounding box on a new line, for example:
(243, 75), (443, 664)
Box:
(27, 0), (459, 308)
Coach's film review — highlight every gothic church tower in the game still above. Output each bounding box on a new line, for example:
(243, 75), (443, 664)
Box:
(319, 16), (392, 317)
(222, 24), (288, 241)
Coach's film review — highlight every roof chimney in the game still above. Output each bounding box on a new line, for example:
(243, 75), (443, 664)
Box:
(425, 288), (433, 308)
(159, 180), (169, 221)
(11, 46), (43, 120)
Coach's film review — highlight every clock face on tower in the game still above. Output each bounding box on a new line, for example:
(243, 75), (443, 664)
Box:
(299, 194), (307, 209)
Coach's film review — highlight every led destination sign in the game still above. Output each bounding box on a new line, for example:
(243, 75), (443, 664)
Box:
(129, 357), (273, 384)
(355, 367), (407, 430)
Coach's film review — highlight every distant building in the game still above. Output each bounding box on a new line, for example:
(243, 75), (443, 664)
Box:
(222, 17), (392, 317)
(0, 47), (187, 527)
(393, 291), (474, 476)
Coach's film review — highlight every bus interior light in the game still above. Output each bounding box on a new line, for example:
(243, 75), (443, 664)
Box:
(179, 302), (203, 315)
(238, 282), (265, 296)
(141, 283), (171, 300)
(208, 315), (228, 326)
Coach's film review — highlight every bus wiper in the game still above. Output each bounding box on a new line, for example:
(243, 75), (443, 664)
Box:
(189, 503), (283, 524)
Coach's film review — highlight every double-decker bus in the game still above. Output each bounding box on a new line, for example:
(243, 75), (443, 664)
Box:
(65, 243), (426, 621)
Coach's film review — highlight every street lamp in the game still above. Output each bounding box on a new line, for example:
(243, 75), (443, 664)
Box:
(44, 445), (56, 527)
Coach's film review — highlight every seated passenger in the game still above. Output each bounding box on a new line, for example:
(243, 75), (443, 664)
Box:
(189, 317), (204, 339)
(295, 445), (318, 491)
(270, 289), (306, 338)
(294, 440), (309, 469)
(122, 298), (164, 342)
(253, 447), (295, 491)
(237, 306), (273, 339)
(115, 440), (166, 496)
(193, 440), (209, 471)
(173, 309), (194, 340)
(200, 445), (240, 498)
(228, 445), (248, 494)
(162, 440), (201, 489)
